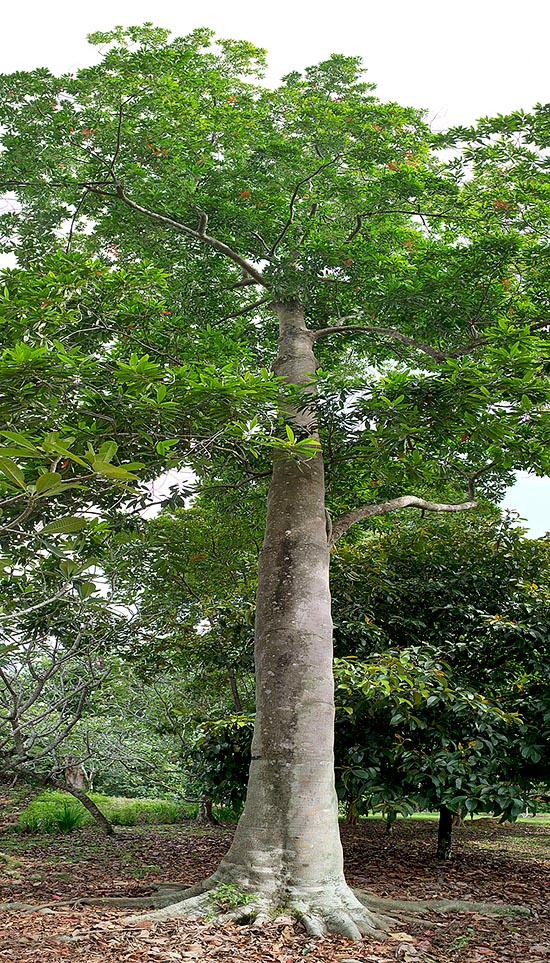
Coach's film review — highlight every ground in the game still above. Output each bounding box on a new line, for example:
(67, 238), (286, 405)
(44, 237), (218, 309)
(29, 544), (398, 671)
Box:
(0, 812), (548, 962)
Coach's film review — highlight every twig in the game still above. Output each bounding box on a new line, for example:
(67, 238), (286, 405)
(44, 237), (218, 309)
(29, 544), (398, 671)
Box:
(65, 189), (90, 253)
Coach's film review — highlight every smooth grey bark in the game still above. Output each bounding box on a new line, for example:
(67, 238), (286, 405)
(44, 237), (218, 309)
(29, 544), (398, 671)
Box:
(214, 301), (343, 895)
(117, 304), (522, 937)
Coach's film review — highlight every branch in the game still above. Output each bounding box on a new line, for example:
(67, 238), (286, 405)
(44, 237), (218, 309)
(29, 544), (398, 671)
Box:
(330, 494), (477, 546)
(215, 295), (271, 323)
(312, 322), (448, 362)
(108, 99), (126, 178)
(0, 499), (37, 536)
(0, 585), (71, 623)
(65, 189), (91, 254)
(104, 185), (267, 287)
(343, 206), (454, 242)
(344, 213), (365, 243)
(268, 156), (341, 255)
(312, 318), (550, 362)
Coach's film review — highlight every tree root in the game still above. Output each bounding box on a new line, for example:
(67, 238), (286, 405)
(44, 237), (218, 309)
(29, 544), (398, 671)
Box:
(356, 891), (531, 919)
(0, 883), (529, 939)
(120, 880), (407, 940)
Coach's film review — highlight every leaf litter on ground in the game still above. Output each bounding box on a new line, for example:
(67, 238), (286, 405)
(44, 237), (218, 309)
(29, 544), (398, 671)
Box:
(0, 815), (548, 962)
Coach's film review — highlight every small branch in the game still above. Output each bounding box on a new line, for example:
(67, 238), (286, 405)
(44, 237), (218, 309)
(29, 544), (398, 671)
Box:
(108, 99), (126, 178)
(344, 213), (365, 243)
(269, 156), (341, 256)
(199, 469), (271, 496)
(229, 277), (258, 290)
(216, 296), (271, 323)
(0, 585), (71, 623)
(330, 494), (477, 546)
(251, 231), (272, 255)
(65, 189), (90, 253)
(0, 499), (37, 536)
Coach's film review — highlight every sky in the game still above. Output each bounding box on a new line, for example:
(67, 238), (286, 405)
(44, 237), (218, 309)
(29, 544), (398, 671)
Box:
(2, 0), (549, 537)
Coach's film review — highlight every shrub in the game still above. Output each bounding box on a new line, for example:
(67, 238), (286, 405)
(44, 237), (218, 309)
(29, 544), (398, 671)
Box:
(53, 801), (86, 832)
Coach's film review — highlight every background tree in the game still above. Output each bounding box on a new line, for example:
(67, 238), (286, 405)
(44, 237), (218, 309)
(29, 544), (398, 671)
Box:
(330, 515), (550, 855)
(1, 25), (549, 937)
(0, 575), (120, 833)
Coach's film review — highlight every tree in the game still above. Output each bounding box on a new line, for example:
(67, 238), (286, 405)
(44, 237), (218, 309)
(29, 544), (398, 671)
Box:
(0, 578), (120, 833)
(333, 647), (530, 859)
(330, 516), (550, 856)
(1, 26), (550, 937)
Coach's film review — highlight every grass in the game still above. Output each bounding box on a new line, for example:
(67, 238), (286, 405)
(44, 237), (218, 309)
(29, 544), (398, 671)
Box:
(16, 790), (196, 833)
(366, 811), (550, 824)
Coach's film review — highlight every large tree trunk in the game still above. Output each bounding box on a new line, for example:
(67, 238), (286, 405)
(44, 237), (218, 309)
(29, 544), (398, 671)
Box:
(214, 302), (343, 891)
(136, 304), (396, 937)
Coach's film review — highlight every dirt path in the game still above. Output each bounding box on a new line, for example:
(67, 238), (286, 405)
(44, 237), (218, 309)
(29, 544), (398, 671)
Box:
(0, 817), (548, 962)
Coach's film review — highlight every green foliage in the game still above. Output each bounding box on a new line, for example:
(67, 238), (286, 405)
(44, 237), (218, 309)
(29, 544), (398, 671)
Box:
(186, 716), (254, 811)
(91, 795), (191, 826)
(331, 516), (550, 821)
(53, 800), (87, 832)
(1, 26), (549, 516)
(210, 883), (258, 911)
(18, 795), (85, 833)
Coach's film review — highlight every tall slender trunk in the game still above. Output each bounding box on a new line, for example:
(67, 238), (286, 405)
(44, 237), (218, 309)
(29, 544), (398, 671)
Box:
(213, 302), (346, 896)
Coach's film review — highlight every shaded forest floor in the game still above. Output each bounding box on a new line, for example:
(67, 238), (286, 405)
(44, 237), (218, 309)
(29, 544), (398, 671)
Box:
(0, 812), (548, 962)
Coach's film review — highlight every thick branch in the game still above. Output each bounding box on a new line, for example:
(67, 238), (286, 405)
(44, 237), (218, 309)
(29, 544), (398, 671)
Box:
(312, 323), (448, 361)
(330, 494), (477, 546)
(106, 186), (267, 287)
(312, 318), (550, 362)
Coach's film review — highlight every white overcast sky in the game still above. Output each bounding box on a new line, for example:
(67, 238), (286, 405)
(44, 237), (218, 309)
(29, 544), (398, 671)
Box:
(2, 0), (549, 536)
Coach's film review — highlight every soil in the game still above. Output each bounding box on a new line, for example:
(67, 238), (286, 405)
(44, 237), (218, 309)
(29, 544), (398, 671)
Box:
(0, 812), (548, 962)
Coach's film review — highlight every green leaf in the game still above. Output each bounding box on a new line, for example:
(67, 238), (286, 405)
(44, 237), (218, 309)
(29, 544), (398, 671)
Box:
(35, 471), (63, 494)
(91, 461), (139, 480)
(0, 457), (25, 489)
(59, 559), (82, 577)
(41, 516), (88, 535)
(75, 580), (97, 599)
(97, 441), (118, 464)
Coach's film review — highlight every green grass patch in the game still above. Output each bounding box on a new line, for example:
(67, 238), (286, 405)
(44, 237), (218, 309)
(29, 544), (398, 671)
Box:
(356, 811), (550, 824)
(16, 791), (195, 833)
